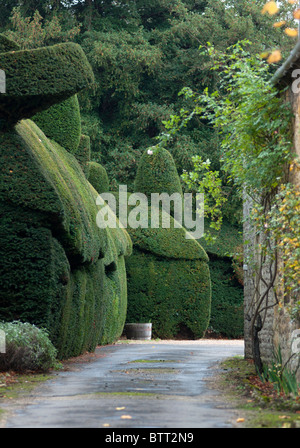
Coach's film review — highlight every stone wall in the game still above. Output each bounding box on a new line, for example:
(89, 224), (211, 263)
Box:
(243, 85), (300, 381)
(272, 86), (300, 380)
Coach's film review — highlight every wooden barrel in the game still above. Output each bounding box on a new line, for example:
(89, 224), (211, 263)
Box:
(125, 323), (152, 340)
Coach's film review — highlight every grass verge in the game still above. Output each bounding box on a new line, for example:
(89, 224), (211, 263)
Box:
(0, 371), (54, 423)
(217, 356), (300, 428)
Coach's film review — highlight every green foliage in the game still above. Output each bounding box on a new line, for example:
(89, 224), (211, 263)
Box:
(111, 191), (211, 338)
(207, 258), (244, 338)
(0, 120), (132, 359)
(0, 33), (20, 52)
(126, 248), (211, 339)
(75, 134), (91, 177)
(33, 95), (82, 154)
(0, 321), (58, 372)
(87, 161), (110, 194)
(0, 39), (94, 129)
(134, 148), (183, 198)
(193, 41), (293, 197)
(2, 1), (296, 194)
(82, 29), (162, 101)
(182, 155), (227, 234)
(4, 7), (81, 49)
(260, 346), (300, 398)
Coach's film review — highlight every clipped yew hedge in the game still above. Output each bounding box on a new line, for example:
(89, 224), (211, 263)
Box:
(0, 37), (132, 359)
(198, 220), (244, 338)
(33, 95), (82, 153)
(0, 120), (132, 359)
(134, 148), (183, 198)
(112, 192), (211, 339)
(0, 34), (20, 52)
(75, 134), (91, 177)
(0, 40), (94, 129)
(87, 161), (110, 194)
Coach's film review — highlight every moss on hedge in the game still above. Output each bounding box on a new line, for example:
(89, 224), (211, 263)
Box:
(134, 148), (183, 198)
(75, 134), (91, 177)
(33, 95), (82, 154)
(0, 41), (94, 129)
(0, 120), (132, 359)
(0, 38), (132, 359)
(87, 161), (110, 194)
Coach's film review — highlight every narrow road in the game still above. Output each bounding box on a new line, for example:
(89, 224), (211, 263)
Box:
(1, 340), (244, 429)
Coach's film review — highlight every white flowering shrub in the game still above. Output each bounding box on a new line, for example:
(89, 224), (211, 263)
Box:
(0, 321), (57, 372)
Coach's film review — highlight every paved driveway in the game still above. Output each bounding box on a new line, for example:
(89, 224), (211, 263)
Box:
(1, 340), (244, 429)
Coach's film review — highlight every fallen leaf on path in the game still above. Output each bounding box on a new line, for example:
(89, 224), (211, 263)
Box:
(116, 407), (126, 411)
(121, 415), (132, 419)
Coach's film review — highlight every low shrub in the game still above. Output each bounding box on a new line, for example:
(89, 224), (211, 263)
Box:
(0, 321), (58, 372)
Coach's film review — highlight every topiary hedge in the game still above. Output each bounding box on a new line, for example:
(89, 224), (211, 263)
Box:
(112, 192), (211, 339)
(134, 148), (183, 198)
(33, 95), (82, 154)
(0, 34), (20, 52)
(198, 220), (244, 338)
(126, 247), (211, 339)
(0, 38), (132, 360)
(87, 161), (110, 194)
(75, 134), (91, 178)
(0, 120), (132, 359)
(206, 257), (244, 339)
(0, 40), (94, 129)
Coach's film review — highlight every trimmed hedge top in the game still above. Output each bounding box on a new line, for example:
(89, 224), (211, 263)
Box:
(0, 34), (20, 52)
(33, 95), (82, 154)
(199, 220), (243, 259)
(111, 192), (208, 261)
(128, 214), (209, 261)
(0, 119), (131, 264)
(0, 41), (94, 128)
(75, 134), (91, 177)
(134, 148), (183, 198)
(87, 161), (110, 194)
